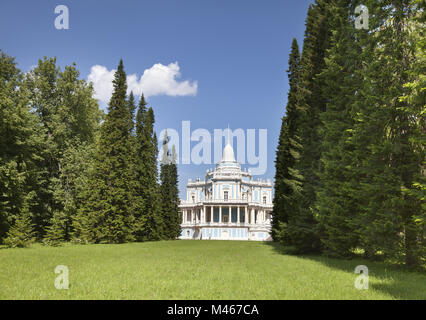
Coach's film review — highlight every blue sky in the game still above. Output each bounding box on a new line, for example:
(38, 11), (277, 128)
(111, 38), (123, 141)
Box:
(0, 0), (312, 197)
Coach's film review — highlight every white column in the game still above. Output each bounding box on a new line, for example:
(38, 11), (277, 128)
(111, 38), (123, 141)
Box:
(219, 206), (222, 224)
(202, 206), (205, 223)
(210, 207), (213, 224)
(229, 206), (231, 224)
(237, 207), (240, 224)
(182, 210), (185, 224)
(251, 209), (255, 225)
(245, 206), (248, 224)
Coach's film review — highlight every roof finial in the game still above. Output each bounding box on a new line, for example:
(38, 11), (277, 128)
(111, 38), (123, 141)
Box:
(227, 124), (230, 145)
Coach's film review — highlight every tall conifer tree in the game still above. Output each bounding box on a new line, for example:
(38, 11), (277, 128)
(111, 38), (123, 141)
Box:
(351, 0), (425, 266)
(133, 95), (163, 241)
(281, 0), (332, 253)
(272, 38), (303, 243)
(315, 0), (363, 258)
(74, 60), (134, 243)
(160, 133), (181, 240)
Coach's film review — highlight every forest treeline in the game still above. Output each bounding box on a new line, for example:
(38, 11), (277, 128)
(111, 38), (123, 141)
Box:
(0, 55), (181, 246)
(273, 0), (425, 267)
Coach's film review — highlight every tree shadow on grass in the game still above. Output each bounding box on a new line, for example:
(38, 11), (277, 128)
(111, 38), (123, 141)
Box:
(265, 242), (426, 300)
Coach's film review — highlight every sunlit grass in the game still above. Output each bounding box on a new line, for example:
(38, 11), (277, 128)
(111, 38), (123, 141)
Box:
(0, 240), (424, 299)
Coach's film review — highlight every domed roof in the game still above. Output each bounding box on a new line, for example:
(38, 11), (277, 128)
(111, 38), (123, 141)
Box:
(221, 143), (236, 162)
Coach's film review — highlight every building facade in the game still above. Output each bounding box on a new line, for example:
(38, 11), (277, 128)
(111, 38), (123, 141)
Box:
(179, 142), (273, 241)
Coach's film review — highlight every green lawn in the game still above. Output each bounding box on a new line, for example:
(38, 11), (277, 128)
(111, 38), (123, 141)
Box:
(0, 240), (424, 300)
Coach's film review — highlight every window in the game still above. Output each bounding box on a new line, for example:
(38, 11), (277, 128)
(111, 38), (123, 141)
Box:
(231, 207), (238, 223)
(263, 196), (267, 204)
(206, 207), (211, 222)
(192, 195), (195, 203)
(213, 207), (220, 222)
(224, 191), (228, 200)
(240, 207), (245, 223)
(222, 207), (229, 223)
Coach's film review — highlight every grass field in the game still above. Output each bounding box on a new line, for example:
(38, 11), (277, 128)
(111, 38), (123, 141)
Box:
(0, 240), (424, 300)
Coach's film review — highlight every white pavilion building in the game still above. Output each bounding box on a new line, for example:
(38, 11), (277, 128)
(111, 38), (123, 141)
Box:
(179, 142), (273, 241)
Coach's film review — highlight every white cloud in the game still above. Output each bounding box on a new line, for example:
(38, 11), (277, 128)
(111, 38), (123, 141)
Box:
(87, 65), (115, 104)
(88, 62), (197, 104)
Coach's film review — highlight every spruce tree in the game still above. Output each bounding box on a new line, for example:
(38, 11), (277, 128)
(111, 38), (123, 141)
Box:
(43, 211), (66, 246)
(132, 95), (163, 241)
(352, 0), (425, 266)
(398, 0), (425, 266)
(127, 91), (136, 135)
(3, 206), (36, 248)
(272, 38), (303, 243)
(160, 135), (181, 240)
(169, 146), (181, 239)
(281, 0), (332, 253)
(74, 60), (134, 243)
(315, 0), (363, 258)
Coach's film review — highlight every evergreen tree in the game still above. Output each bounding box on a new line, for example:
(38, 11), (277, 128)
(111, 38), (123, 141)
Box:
(3, 206), (36, 248)
(160, 134), (181, 240)
(169, 146), (181, 239)
(0, 51), (46, 243)
(45, 142), (96, 244)
(315, 0), (363, 258)
(133, 95), (163, 241)
(272, 38), (303, 243)
(351, 0), (425, 266)
(130, 95), (147, 241)
(73, 60), (134, 243)
(125, 91), (137, 231)
(398, 0), (425, 266)
(127, 91), (136, 135)
(280, 0), (332, 253)
(43, 211), (66, 246)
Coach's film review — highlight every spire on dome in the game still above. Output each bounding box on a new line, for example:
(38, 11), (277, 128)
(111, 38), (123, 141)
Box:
(221, 125), (236, 162)
(227, 124), (230, 144)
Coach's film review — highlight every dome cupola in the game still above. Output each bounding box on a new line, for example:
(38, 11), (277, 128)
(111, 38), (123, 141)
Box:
(221, 143), (236, 162)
